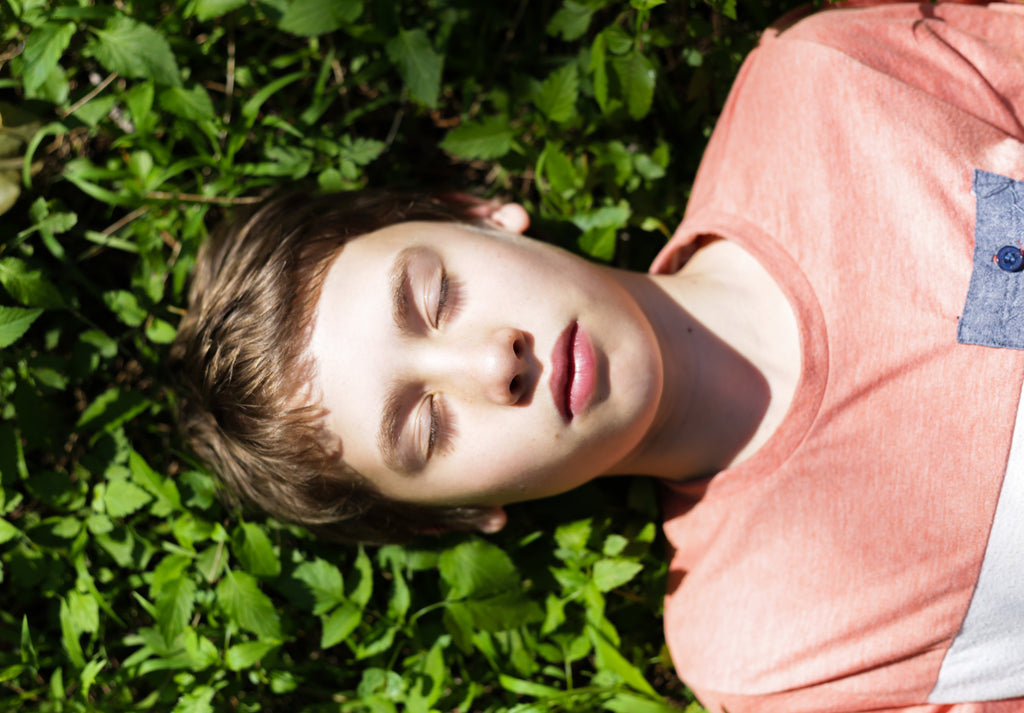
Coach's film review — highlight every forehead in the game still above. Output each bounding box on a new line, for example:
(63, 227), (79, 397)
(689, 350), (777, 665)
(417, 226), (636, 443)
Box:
(307, 229), (394, 476)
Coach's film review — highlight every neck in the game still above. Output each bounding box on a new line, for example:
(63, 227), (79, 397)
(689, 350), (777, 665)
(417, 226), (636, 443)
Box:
(608, 241), (799, 480)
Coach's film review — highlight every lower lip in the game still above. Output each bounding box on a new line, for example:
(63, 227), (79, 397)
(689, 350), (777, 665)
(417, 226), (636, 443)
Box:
(550, 321), (597, 421)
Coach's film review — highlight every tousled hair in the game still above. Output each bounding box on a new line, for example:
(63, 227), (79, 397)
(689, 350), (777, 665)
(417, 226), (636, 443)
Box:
(169, 189), (497, 544)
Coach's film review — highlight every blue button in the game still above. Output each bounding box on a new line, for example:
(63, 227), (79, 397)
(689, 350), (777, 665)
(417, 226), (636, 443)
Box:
(997, 245), (1024, 273)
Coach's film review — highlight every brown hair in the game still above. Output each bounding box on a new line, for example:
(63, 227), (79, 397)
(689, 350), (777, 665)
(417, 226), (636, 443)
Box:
(170, 189), (498, 544)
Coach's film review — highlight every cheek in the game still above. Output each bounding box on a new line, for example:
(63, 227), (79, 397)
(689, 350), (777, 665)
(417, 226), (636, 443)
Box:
(445, 424), (593, 504)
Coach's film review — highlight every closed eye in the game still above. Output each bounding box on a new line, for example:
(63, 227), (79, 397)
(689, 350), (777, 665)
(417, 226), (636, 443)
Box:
(434, 270), (449, 328)
(434, 269), (462, 328)
(427, 394), (456, 459)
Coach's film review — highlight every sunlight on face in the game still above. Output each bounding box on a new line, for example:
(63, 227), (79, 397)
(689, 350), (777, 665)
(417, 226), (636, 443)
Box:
(309, 221), (664, 508)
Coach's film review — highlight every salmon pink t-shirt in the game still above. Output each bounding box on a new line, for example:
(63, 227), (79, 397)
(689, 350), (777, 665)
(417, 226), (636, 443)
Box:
(651, 2), (1024, 711)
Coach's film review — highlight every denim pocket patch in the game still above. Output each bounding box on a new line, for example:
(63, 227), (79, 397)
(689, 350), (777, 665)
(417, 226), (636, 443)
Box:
(957, 170), (1024, 350)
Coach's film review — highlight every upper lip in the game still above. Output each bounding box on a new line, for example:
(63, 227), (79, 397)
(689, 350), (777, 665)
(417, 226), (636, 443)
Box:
(549, 322), (575, 421)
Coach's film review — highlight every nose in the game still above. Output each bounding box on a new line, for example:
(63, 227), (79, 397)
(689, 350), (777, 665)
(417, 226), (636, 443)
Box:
(430, 327), (530, 405)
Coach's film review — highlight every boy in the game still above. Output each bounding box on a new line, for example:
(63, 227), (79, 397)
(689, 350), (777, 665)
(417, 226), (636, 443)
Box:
(171, 0), (1024, 710)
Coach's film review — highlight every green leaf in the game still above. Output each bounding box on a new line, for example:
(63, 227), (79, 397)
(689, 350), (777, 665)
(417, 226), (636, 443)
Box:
(321, 601), (361, 648)
(386, 562), (411, 621)
(49, 668), (64, 701)
(535, 63), (579, 124)
(439, 539), (542, 634)
(270, 670), (299, 694)
(225, 640), (279, 671)
(239, 71), (305, 126)
(232, 522), (281, 578)
(588, 626), (658, 697)
(593, 558), (644, 592)
(603, 25), (633, 55)
(499, 674), (560, 698)
(20, 616), (38, 668)
(129, 450), (182, 516)
(155, 575), (196, 644)
(0, 666), (25, 683)
(89, 15), (182, 86)
(604, 692), (683, 713)
(102, 289), (146, 327)
(350, 545), (374, 607)
(0, 172), (20, 218)
(76, 388), (149, 432)
(339, 134), (386, 166)
(0, 257), (65, 308)
(79, 659), (106, 700)
(159, 85), (216, 121)
(603, 534), (629, 556)
(279, 0), (364, 36)
(125, 81), (155, 130)
(451, 591), (543, 632)
(538, 142), (580, 197)
(0, 306), (43, 349)
(21, 23), (75, 96)
(440, 116), (513, 160)
(216, 570), (282, 639)
(293, 558), (345, 615)
(152, 553), (191, 591)
(612, 51), (656, 119)
(24, 197), (77, 242)
(66, 590), (100, 635)
(60, 594), (99, 670)
(183, 629), (220, 670)
(546, 1), (596, 41)
(439, 538), (520, 600)
(405, 639), (447, 710)
(147, 315), (179, 344)
(0, 519), (21, 545)
(104, 479), (153, 518)
(48, 6), (116, 21)
(590, 32), (610, 113)
(708, 0), (736, 19)
(386, 28), (443, 108)
(84, 230), (138, 254)
(193, 0), (249, 21)
(634, 149), (667, 180)
(571, 203), (631, 232)
(172, 685), (215, 713)
(579, 224), (618, 261)
(555, 518), (593, 554)
(59, 598), (85, 669)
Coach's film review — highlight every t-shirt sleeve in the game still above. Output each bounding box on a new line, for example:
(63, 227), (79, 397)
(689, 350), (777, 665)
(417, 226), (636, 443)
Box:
(772, 2), (1024, 138)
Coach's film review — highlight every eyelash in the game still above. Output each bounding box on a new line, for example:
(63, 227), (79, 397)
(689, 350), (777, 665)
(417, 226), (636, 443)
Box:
(433, 269), (463, 329)
(434, 270), (449, 327)
(428, 395), (455, 458)
(425, 265), (459, 460)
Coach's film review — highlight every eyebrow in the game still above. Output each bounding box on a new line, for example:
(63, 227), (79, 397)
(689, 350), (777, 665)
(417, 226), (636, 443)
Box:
(378, 247), (423, 473)
(389, 247), (415, 331)
(377, 383), (409, 473)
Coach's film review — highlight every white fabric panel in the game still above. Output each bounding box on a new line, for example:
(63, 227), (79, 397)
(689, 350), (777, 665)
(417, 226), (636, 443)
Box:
(929, 379), (1024, 702)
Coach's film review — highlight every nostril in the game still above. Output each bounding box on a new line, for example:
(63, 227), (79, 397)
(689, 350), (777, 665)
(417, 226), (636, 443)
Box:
(512, 339), (522, 358)
(509, 375), (521, 395)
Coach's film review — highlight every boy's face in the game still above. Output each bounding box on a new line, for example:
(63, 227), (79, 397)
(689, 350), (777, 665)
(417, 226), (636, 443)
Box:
(309, 219), (663, 511)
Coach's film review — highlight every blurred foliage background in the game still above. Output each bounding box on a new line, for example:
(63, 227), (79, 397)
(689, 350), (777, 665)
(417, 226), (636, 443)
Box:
(0, 0), (804, 710)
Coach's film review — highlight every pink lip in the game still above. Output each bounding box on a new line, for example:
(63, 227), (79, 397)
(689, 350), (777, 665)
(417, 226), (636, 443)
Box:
(549, 321), (596, 422)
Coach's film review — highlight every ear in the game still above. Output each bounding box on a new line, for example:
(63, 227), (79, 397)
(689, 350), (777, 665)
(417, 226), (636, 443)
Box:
(443, 194), (531, 235)
(486, 203), (530, 235)
(473, 506), (507, 534)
